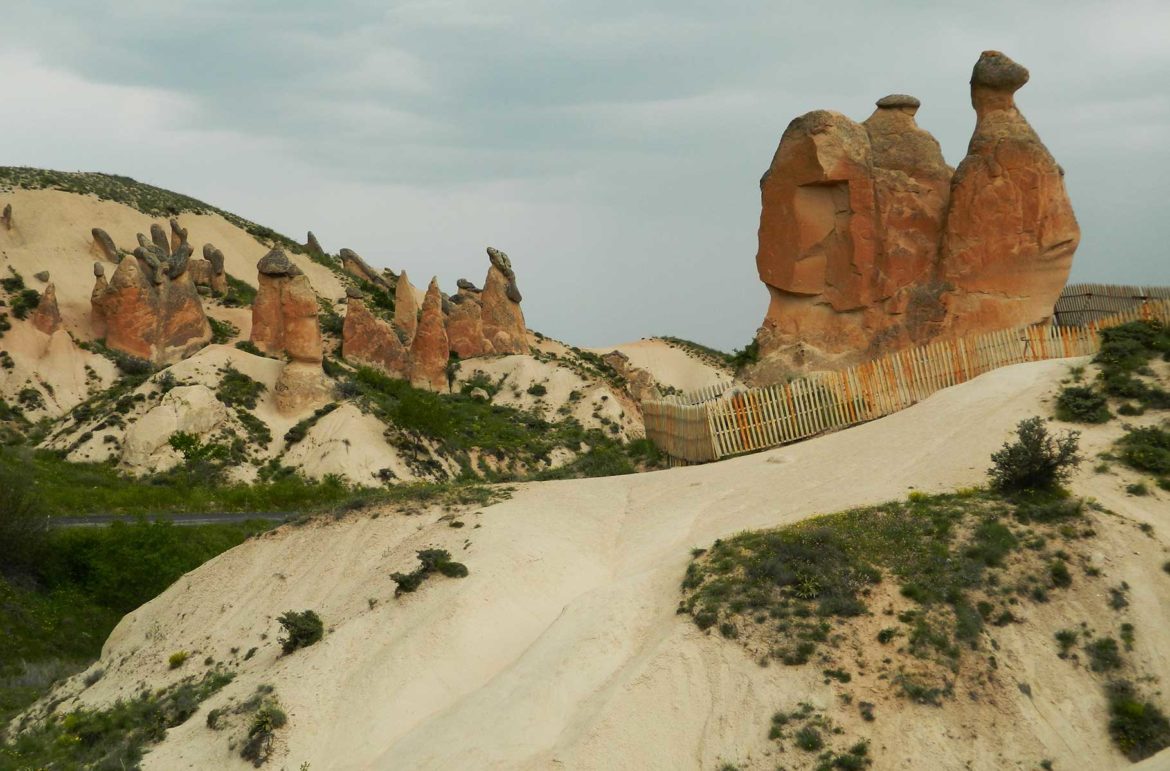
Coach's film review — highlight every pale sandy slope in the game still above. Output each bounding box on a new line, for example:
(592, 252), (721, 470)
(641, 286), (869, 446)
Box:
(587, 338), (734, 393)
(34, 358), (1170, 770)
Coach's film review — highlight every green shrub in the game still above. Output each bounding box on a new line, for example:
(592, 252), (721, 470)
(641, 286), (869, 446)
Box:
(216, 366), (266, 409)
(1055, 629), (1078, 657)
(235, 340), (264, 356)
(1106, 680), (1170, 761)
(1117, 426), (1170, 475)
(988, 417), (1081, 494)
(391, 548), (469, 596)
(240, 697), (288, 765)
(1055, 386), (1111, 424)
(794, 725), (823, 751)
(0, 452), (46, 579)
(222, 274), (257, 307)
(208, 317), (240, 344)
(168, 650), (189, 669)
(277, 610), (324, 654)
(1049, 560), (1072, 588)
(526, 383), (547, 397)
(1087, 637), (1123, 672)
(9, 289), (40, 320)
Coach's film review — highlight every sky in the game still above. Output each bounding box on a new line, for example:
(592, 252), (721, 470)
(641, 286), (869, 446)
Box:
(1, 1), (1167, 351)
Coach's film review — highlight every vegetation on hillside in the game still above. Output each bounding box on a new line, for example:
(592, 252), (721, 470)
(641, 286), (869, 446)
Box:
(683, 418), (1169, 762)
(0, 166), (305, 254)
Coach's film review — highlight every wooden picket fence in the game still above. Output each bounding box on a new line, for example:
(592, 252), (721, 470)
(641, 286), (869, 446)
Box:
(1055, 283), (1170, 327)
(644, 299), (1170, 464)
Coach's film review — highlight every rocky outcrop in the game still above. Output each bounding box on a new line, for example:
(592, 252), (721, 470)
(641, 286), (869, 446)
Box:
(150, 223), (171, 256)
(91, 240), (211, 364)
(2, 203), (12, 231)
(394, 270), (420, 342)
(251, 249), (329, 413)
(342, 290), (409, 379)
(481, 247), (528, 355)
(939, 51), (1080, 336)
(121, 385), (226, 475)
(306, 231), (325, 259)
(92, 228), (120, 262)
(189, 244), (228, 294)
(753, 51), (1077, 373)
(340, 248), (389, 289)
(603, 350), (661, 403)
(447, 289), (485, 359)
(409, 278), (449, 392)
(29, 283), (61, 335)
(169, 219), (188, 254)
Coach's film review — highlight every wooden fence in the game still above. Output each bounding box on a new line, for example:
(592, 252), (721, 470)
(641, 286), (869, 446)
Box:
(1055, 283), (1170, 327)
(644, 299), (1170, 464)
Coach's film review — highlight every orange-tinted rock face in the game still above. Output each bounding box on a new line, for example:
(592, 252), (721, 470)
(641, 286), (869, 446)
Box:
(940, 51), (1080, 336)
(250, 250), (322, 364)
(30, 283), (62, 335)
(394, 270), (420, 343)
(91, 251), (211, 365)
(754, 51), (1076, 372)
(446, 290), (485, 359)
(342, 295), (408, 378)
(409, 278), (449, 392)
(480, 248), (528, 355)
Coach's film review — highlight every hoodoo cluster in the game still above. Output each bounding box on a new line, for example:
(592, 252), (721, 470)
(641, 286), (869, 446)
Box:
(754, 51), (1079, 373)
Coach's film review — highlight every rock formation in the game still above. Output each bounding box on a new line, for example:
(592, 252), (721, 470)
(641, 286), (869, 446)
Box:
(1, 203), (12, 231)
(92, 228), (120, 262)
(305, 231), (325, 259)
(342, 288), (409, 379)
(409, 278), (450, 392)
(939, 52), (1080, 336)
(250, 249), (330, 412)
(29, 283), (61, 335)
(90, 237), (212, 364)
(394, 270), (420, 342)
(340, 248), (389, 289)
(150, 223), (171, 256)
(753, 51), (1077, 373)
(603, 350), (661, 403)
(481, 247), (528, 354)
(189, 244), (228, 294)
(446, 285), (485, 359)
(169, 219), (188, 254)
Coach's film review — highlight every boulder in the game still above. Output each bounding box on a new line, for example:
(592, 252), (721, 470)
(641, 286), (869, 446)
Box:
(250, 249), (322, 363)
(447, 291), (485, 359)
(342, 295), (408, 379)
(33, 271), (49, 283)
(480, 247), (528, 355)
(306, 231), (325, 258)
(394, 269), (420, 342)
(92, 228), (120, 262)
(121, 385), (227, 474)
(29, 283), (62, 335)
(91, 248), (211, 365)
(409, 278), (450, 392)
(752, 51), (1076, 373)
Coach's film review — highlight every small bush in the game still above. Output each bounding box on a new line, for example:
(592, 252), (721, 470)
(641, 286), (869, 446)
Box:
(168, 650), (189, 669)
(794, 725), (824, 752)
(391, 548), (470, 596)
(240, 698), (288, 766)
(1086, 637), (1123, 672)
(1055, 629), (1078, 658)
(235, 340), (264, 356)
(988, 417), (1081, 494)
(208, 317), (240, 345)
(1049, 560), (1072, 588)
(217, 366), (267, 409)
(1055, 386), (1111, 424)
(1117, 426), (1170, 475)
(1106, 680), (1170, 761)
(526, 383), (548, 397)
(277, 610), (324, 654)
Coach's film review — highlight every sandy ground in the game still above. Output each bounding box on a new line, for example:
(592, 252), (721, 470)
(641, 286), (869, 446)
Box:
(23, 357), (1167, 770)
(588, 338), (734, 393)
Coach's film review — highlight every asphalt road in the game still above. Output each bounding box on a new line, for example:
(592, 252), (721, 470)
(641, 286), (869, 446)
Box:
(48, 512), (295, 528)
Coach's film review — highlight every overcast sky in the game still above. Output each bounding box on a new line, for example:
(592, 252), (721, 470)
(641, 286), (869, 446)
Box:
(1, 1), (1167, 350)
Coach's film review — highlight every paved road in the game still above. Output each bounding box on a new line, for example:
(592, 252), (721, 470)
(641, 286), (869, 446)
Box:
(48, 512), (295, 528)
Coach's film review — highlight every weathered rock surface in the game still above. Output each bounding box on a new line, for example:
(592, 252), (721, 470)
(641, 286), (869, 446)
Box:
(603, 350), (661, 403)
(306, 231), (325, 259)
(190, 244), (228, 294)
(169, 218), (188, 254)
(150, 223), (171, 256)
(274, 362), (332, 414)
(34, 271), (49, 283)
(250, 249), (321, 363)
(409, 278), (450, 392)
(30, 283), (62, 335)
(342, 295), (408, 379)
(753, 51), (1077, 372)
(939, 51), (1080, 336)
(92, 228), (120, 262)
(340, 248), (388, 289)
(91, 247), (211, 365)
(121, 385), (226, 474)
(394, 270), (420, 343)
(447, 291), (485, 359)
(481, 247), (528, 355)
